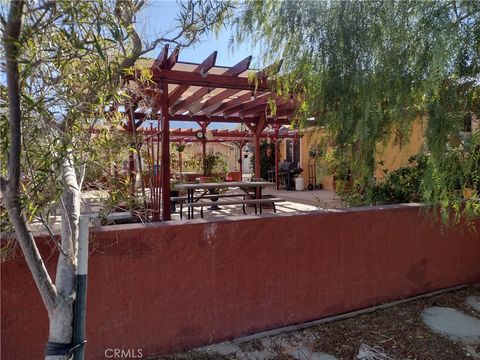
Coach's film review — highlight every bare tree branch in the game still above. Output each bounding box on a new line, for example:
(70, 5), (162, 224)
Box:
(2, 0), (58, 311)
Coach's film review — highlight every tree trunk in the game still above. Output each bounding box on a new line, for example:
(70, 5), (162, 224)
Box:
(45, 156), (81, 360)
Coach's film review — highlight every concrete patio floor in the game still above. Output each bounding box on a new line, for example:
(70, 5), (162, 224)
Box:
(26, 188), (344, 233)
(170, 188), (343, 220)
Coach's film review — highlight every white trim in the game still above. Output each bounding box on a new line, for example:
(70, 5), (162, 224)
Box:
(77, 216), (89, 275)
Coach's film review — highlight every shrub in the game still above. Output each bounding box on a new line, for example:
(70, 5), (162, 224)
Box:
(371, 154), (427, 205)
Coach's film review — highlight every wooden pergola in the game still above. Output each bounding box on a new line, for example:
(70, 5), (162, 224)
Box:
(124, 45), (300, 221)
(142, 126), (300, 177)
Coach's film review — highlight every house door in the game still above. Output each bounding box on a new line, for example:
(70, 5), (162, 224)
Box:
(285, 139), (301, 168)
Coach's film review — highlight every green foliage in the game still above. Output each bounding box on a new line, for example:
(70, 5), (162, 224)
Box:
(176, 144), (186, 153)
(1, 0), (233, 229)
(0, 205), (17, 262)
(83, 128), (131, 188)
(422, 137), (480, 223)
(1, 0), (144, 227)
(203, 151), (228, 179)
(233, 0), (480, 220)
(168, 143), (199, 176)
(98, 174), (149, 225)
(183, 156), (203, 173)
(371, 154), (428, 205)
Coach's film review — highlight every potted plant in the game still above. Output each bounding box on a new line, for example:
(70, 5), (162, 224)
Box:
(199, 152), (217, 183)
(176, 143), (185, 182)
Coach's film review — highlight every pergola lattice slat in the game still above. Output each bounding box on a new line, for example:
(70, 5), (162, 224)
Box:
(223, 93), (277, 116)
(168, 50), (218, 104)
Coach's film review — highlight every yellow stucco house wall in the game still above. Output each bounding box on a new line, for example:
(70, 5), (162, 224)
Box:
(278, 118), (425, 190)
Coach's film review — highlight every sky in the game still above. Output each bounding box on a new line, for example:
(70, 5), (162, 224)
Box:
(136, 1), (261, 130)
(137, 1), (259, 66)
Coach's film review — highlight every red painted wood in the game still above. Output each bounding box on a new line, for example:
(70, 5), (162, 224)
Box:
(209, 92), (258, 116)
(223, 93), (272, 117)
(254, 134), (260, 180)
(153, 44), (169, 69)
(255, 59), (283, 79)
(132, 111), (292, 125)
(225, 55), (252, 76)
(144, 133), (297, 142)
(168, 51), (218, 104)
(160, 82), (171, 221)
(170, 87), (211, 114)
(171, 55), (252, 113)
(166, 46), (180, 69)
(241, 103), (269, 118)
(148, 68), (270, 91)
(274, 103), (297, 118)
(199, 89), (243, 113)
(197, 51), (218, 74)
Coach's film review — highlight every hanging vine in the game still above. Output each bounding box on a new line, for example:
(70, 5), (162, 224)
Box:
(232, 0), (480, 221)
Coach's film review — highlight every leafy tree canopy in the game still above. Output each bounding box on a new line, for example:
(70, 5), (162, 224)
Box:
(232, 0), (480, 221)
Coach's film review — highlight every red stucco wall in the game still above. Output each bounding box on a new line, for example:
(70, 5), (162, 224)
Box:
(2, 205), (480, 359)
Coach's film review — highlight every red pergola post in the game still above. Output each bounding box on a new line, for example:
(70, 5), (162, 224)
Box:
(254, 135), (260, 180)
(238, 143), (243, 180)
(273, 124), (280, 190)
(161, 82), (171, 221)
(275, 140), (279, 190)
(178, 147), (183, 183)
(199, 122), (208, 176)
(234, 141), (245, 181)
(127, 113), (136, 195)
(253, 113), (267, 180)
(202, 139), (207, 176)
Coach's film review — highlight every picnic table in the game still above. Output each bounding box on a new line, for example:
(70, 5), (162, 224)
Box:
(173, 181), (284, 219)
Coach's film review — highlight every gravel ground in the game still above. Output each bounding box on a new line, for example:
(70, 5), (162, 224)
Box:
(150, 286), (480, 360)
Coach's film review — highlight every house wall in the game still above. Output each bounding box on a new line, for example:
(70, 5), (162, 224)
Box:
(2, 205), (479, 360)
(299, 127), (334, 190)
(279, 118), (426, 190)
(374, 119), (425, 180)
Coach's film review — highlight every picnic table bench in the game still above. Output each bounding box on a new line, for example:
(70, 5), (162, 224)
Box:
(174, 181), (283, 219)
(171, 193), (246, 218)
(184, 197), (285, 218)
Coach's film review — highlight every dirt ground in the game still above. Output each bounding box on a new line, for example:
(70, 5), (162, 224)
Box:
(152, 286), (480, 360)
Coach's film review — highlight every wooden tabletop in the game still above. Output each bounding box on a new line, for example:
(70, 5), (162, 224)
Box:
(174, 181), (273, 190)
